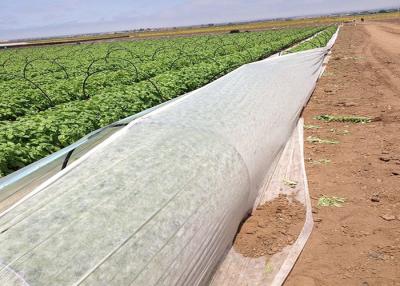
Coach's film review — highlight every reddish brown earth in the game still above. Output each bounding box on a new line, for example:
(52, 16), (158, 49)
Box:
(233, 195), (305, 258)
(285, 21), (400, 286)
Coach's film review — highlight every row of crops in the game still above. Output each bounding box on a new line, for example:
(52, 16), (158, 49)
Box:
(0, 26), (337, 176)
(287, 26), (338, 53)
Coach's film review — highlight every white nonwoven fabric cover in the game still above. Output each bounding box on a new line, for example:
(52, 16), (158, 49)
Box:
(0, 43), (332, 286)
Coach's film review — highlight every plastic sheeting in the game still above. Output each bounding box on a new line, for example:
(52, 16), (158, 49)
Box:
(0, 96), (184, 213)
(0, 33), (337, 285)
(210, 119), (313, 286)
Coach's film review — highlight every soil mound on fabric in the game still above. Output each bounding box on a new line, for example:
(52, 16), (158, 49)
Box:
(233, 194), (305, 258)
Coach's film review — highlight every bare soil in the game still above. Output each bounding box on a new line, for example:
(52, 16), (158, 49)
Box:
(285, 21), (400, 285)
(233, 195), (305, 258)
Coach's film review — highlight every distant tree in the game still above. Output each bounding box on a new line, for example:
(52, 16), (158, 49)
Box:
(229, 29), (240, 34)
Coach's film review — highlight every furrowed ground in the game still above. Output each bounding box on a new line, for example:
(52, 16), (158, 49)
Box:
(286, 20), (400, 285)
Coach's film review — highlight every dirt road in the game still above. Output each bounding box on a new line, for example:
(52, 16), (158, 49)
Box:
(285, 21), (400, 285)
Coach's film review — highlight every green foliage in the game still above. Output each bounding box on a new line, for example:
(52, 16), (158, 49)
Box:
(0, 26), (332, 176)
(304, 124), (321, 129)
(314, 158), (331, 164)
(306, 136), (339, 144)
(330, 128), (350, 135)
(307, 158), (331, 165)
(287, 25), (338, 53)
(317, 196), (345, 207)
(314, 114), (371, 123)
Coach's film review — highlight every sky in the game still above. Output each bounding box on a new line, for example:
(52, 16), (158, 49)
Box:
(0, 0), (398, 40)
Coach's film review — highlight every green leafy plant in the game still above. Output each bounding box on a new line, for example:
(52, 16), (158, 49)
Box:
(307, 158), (331, 164)
(317, 196), (345, 207)
(330, 128), (350, 135)
(304, 124), (321, 129)
(315, 114), (371, 123)
(0, 25), (336, 176)
(306, 136), (339, 144)
(286, 26), (338, 53)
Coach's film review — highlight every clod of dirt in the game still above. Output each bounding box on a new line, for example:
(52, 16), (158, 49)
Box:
(379, 157), (390, 162)
(368, 251), (385, 260)
(233, 194), (305, 258)
(370, 194), (380, 202)
(372, 116), (383, 122)
(391, 171), (399, 176)
(380, 214), (396, 221)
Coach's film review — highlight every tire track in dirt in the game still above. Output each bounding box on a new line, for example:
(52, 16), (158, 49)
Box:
(363, 24), (400, 97)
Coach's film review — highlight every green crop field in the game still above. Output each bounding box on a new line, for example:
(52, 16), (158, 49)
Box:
(0, 25), (336, 176)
